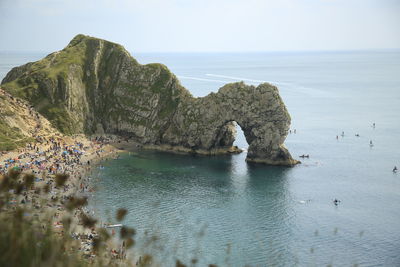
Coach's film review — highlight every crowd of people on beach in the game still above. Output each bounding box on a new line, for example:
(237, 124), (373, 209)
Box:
(0, 134), (129, 260)
(1, 137), (100, 177)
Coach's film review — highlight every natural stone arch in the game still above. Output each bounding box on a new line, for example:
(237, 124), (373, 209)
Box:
(158, 82), (299, 166)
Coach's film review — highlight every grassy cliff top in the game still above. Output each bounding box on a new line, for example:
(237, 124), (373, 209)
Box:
(0, 34), (191, 135)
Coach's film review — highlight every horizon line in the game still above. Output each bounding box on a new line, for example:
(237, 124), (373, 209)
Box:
(0, 48), (399, 54)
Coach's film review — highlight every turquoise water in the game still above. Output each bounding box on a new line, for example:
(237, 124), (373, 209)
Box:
(1, 50), (400, 266)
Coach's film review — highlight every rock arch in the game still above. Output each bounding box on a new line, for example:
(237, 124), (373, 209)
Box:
(159, 82), (299, 166)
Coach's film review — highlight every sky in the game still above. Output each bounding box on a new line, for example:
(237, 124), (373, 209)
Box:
(0, 0), (399, 52)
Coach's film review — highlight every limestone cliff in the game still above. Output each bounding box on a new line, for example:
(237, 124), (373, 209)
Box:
(1, 34), (298, 165)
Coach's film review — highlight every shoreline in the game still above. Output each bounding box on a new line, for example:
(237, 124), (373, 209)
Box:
(0, 133), (294, 264)
(0, 134), (247, 265)
(143, 143), (243, 156)
(0, 134), (130, 263)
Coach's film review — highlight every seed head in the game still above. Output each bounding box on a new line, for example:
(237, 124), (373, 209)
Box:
(125, 237), (135, 248)
(176, 260), (187, 267)
(116, 208), (128, 221)
(120, 226), (136, 239)
(80, 213), (97, 228)
(55, 174), (69, 187)
(24, 174), (35, 188)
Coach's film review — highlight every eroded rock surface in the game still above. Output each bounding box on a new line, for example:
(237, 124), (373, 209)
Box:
(1, 34), (298, 165)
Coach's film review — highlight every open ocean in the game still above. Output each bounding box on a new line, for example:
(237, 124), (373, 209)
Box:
(1, 50), (400, 266)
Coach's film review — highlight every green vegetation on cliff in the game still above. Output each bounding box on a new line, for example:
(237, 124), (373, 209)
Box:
(1, 34), (186, 137)
(1, 34), (297, 165)
(0, 120), (32, 151)
(0, 93), (35, 150)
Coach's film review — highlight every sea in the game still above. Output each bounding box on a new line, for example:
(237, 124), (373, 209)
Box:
(1, 50), (400, 266)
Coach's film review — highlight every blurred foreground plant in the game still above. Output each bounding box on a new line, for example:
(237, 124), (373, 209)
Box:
(0, 168), (220, 267)
(0, 170), (135, 267)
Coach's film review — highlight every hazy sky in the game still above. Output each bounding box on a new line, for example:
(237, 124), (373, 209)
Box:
(0, 0), (399, 52)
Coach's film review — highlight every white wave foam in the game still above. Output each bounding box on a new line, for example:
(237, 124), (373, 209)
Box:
(206, 74), (268, 84)
(178, 75), (228, 83)
(180, 74), (332, 97)
(205, 73), (294, 87)
(206, 74), (332, 97)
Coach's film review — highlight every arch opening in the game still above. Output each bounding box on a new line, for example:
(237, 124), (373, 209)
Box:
(232, 121), (249, 151)
(213, 120), (249, 154)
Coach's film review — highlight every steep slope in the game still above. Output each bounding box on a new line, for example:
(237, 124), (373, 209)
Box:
(0, 88), (59, 151)
(1, 34), (298, 165)
(2, 34), (188, 138)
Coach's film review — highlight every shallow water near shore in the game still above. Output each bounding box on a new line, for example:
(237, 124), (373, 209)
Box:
(1, 50), (400, 266)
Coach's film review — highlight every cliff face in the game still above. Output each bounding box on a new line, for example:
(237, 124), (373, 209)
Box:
(2, 34), (186, 139)
(1, 34), (298, 165)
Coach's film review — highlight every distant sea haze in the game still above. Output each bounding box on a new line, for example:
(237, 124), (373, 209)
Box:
(1, 50), (400, 266)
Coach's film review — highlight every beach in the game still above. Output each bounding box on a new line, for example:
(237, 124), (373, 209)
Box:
(0, 134), (132, 262)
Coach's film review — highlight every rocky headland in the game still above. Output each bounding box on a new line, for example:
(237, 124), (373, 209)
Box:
(1, 34), (298, 166)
